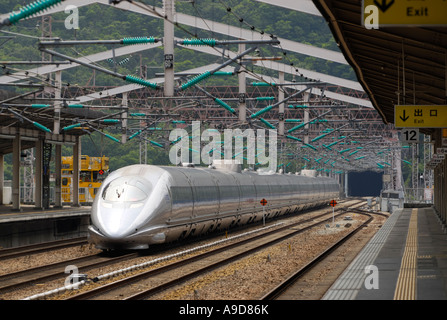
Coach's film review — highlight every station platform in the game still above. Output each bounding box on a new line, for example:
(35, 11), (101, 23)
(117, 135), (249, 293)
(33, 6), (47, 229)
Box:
(323, 206), (447, 300)
(0, 204), (91, 223)
(0, 205), (91, 248)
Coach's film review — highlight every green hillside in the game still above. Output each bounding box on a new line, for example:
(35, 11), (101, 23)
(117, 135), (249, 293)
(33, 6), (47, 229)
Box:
(0, 0), (354, 172)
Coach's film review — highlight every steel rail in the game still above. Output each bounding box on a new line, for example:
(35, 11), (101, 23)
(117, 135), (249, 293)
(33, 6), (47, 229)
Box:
(0, 252), (137, 294)
(259, 209), (388, 300)
(65, 200), (364, 300)
(0, 237), (87, 261)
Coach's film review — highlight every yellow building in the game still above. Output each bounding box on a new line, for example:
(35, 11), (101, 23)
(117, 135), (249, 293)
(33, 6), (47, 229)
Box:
(61, 155), (109, 203)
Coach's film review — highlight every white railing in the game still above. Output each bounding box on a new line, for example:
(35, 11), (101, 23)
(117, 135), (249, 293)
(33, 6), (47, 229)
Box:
(404, 188), (433, 204)
(12, 186), (96, 204)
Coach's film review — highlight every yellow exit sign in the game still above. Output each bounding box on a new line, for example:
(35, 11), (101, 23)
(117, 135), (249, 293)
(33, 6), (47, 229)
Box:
(363, 0), (447, 26)
(395, 105), (447, 128)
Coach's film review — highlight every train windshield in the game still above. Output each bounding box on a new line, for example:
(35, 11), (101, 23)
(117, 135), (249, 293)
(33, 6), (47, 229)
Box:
(102, 176), (151, 202)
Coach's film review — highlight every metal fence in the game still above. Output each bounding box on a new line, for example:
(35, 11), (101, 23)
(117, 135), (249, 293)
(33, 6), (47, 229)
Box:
(12, 186), (95, 205)
(404, 187), (434, 204)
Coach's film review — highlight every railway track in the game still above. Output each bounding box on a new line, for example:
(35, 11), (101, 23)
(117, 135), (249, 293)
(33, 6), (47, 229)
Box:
(260, 208), (388, 300)
(59, 200), (366, 300)
(0, 251), (138, 294)
(0, 237), (88, 260)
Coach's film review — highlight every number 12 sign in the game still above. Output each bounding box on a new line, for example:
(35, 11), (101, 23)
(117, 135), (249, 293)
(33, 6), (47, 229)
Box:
(401, 128), (419, 144)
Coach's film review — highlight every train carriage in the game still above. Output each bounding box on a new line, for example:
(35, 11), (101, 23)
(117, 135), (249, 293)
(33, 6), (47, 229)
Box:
(88, 161), (339, 250)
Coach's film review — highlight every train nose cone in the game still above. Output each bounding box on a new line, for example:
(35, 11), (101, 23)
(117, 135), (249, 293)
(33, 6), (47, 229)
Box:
(99, 208), (137, 240)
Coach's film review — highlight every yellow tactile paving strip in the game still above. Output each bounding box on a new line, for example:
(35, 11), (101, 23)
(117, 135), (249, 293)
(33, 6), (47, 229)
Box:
(393, 208), (418, 300)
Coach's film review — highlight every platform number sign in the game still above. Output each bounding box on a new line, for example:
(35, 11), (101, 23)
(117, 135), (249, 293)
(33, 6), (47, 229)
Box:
(401, 128), (419, 144)
(164, 54), (173, 69)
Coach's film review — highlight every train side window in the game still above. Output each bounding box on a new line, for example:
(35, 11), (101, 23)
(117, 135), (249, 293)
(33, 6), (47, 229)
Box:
(62, 178), (68, 186)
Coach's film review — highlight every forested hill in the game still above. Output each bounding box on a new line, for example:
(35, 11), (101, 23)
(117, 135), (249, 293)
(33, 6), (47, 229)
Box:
(0, 0), (353, 83)
(0, 0), (354, 172)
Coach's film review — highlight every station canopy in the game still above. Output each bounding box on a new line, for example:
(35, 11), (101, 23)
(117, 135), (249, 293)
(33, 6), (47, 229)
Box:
(313, 0), (447, 135)
(0, 89), (108, 154)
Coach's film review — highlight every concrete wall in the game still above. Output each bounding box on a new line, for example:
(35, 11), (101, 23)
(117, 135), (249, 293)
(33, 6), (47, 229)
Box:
(0, 215), (90, 248)
(433, 129), (446, 229)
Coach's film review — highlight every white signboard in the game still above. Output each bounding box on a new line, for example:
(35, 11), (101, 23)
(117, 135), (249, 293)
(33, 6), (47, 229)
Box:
(400, 128), (419, 143)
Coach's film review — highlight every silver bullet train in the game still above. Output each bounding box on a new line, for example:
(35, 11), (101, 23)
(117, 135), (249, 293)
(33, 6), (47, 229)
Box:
(88, 161), (339, 250)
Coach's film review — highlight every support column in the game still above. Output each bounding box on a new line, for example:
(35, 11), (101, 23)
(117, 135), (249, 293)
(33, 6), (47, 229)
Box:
(54, 70), (62, 133)
(42, 143), (52, 209)
(12, 134), (21, 211)
(121, 92), (128, 144)
(303, 92), (310, 144)
(344, 172), (349, 198)
(163, 0), (175, 97)
(238, 43), (246, 123)
(54, 144), (62, 208)
(72, 136), (81, 207)
(34, 139), (43, 209)
(0, 154), (3, 205)
(433, 129), (444, 224)
(278, 71), (285, 135)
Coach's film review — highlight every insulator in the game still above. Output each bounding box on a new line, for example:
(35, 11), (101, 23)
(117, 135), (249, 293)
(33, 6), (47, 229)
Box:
(287, 122), (307, 133)
(32, 121), (51, 133)
(118, 58), (130, 65)
(150, 141), (164, 148)
(213, 71), (233, 76)
(105, 134), (120, 143)
(8, 0), (64, 25)
(215, 98), (235, 114)
(181, 38), (217, 46)
(286, 135), (302, 142)
(179, 71), (212, 90)
(303, 143), (317, 151)
(250, 105), (273, 119)
(260, 118), (276, 129)
(128, 130), (142, 140)
(252, 82), (275, 87)
(61, 123), (81, 131)
(121, 37), (156, 45)
(124, 75), (159, 89)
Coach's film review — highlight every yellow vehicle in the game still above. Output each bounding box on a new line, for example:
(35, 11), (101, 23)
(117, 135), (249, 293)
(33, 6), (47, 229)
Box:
(61, 155), (109, 203)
